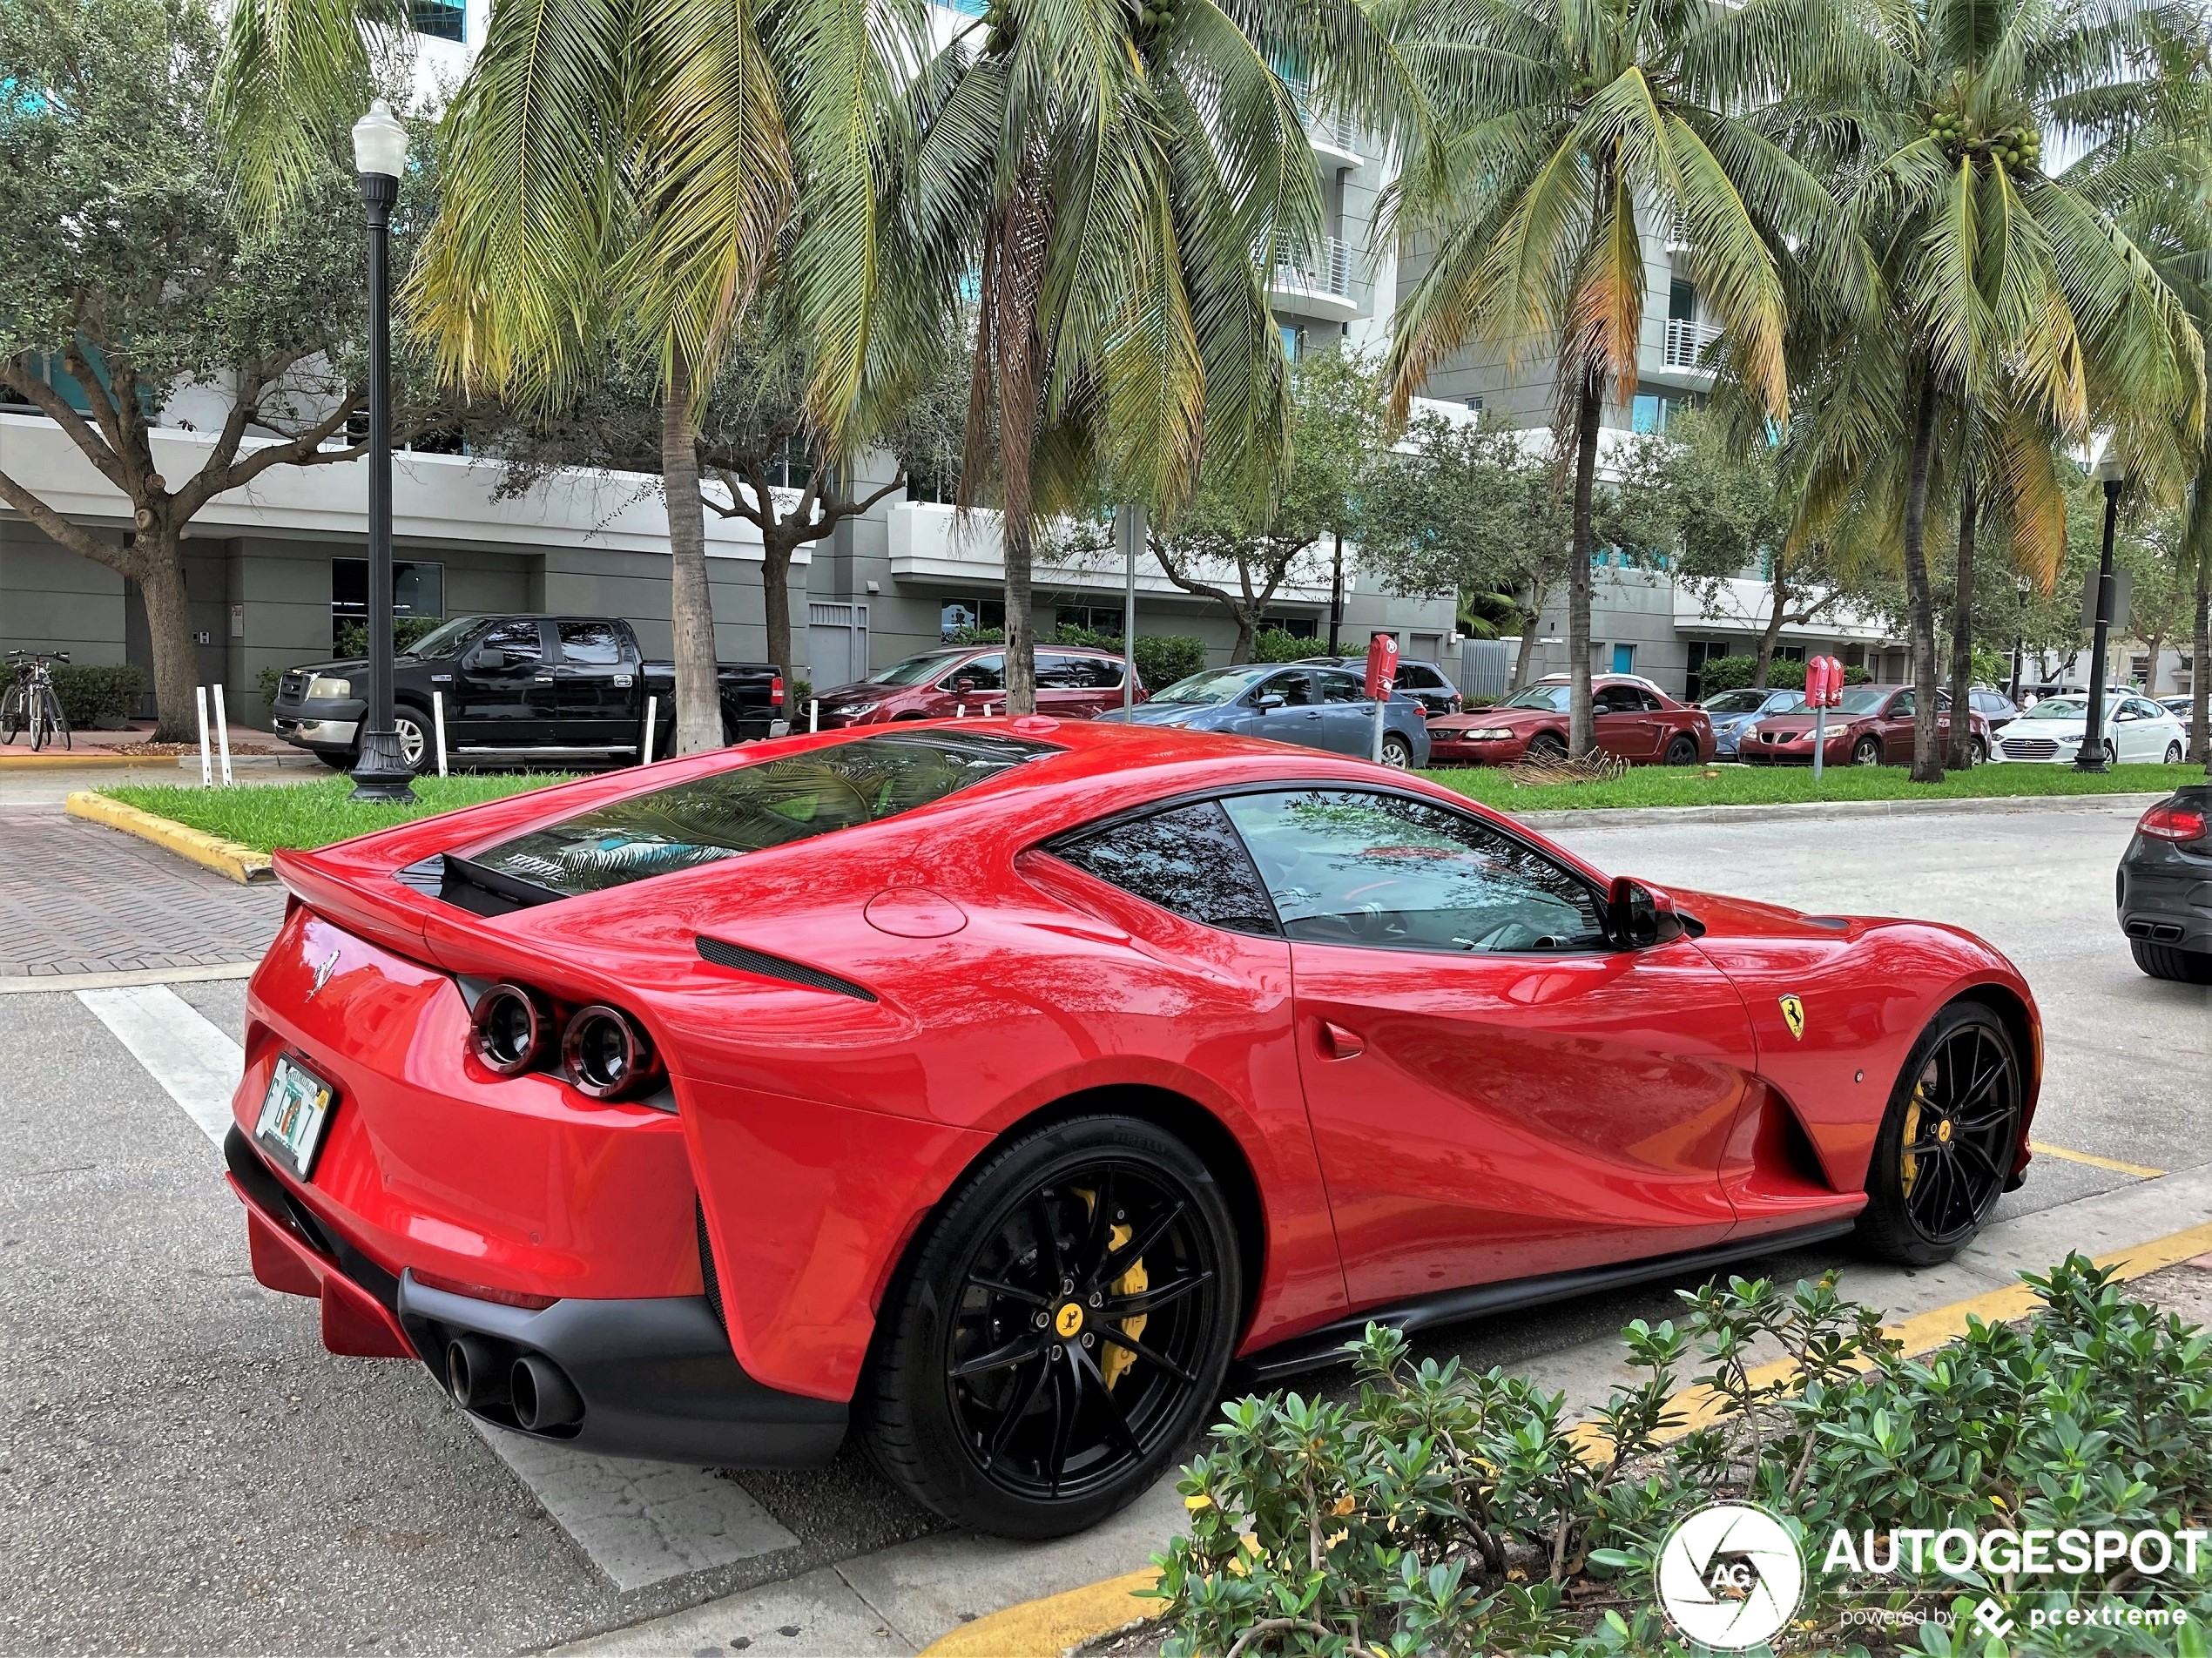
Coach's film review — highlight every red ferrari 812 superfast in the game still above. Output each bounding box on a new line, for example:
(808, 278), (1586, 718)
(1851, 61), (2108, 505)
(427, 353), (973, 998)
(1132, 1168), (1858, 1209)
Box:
(228, 719), (2040, 1535)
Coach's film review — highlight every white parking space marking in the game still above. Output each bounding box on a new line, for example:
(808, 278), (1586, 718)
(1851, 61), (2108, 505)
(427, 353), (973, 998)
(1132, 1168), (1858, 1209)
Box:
(76, 983), (243, 1144)
(76, 984), (800, 1591)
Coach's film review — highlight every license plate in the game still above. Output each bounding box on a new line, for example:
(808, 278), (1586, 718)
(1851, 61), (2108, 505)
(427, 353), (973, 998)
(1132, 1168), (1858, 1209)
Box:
(256, 1055), (336, 1180)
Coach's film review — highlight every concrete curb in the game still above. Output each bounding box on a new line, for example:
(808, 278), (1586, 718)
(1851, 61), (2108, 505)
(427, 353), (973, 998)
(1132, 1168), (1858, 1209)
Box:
(1511, 789), (2175, 831)
(0, 961), (262, 996)
(64, 790), (276, 885)
(0, 751), (185, 770)
(911, 1210), (2212, 1658)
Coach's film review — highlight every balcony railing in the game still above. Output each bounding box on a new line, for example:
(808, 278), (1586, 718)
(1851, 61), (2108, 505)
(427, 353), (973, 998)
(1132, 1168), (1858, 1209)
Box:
(1271, 234), (1356, 302)
(1663, 316), (1722, 370)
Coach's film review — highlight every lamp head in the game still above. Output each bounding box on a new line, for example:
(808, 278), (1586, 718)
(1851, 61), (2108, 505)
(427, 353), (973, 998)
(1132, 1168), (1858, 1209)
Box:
(2094, 450), (2126, 489)
(352, 99), (408, 179)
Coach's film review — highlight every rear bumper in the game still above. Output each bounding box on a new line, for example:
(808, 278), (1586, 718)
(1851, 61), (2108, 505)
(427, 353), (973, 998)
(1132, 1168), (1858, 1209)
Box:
(226, 1127), (846, 1466)
(2118, 853), (2212, 953)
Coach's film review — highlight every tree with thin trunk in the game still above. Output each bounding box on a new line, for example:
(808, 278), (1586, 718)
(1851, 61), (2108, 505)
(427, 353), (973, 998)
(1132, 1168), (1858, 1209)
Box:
(904, 0), (1408, 711)
(1383, 0), (1838, 755)
(216, 0), (929, 752)
(0, 0), (448, 739)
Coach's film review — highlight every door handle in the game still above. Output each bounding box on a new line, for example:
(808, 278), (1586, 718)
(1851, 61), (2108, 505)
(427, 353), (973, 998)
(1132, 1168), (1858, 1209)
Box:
(1317, 1020), (1365, 1060)
(1304, 711), (1322, 719)
(533, 675), (554, 683)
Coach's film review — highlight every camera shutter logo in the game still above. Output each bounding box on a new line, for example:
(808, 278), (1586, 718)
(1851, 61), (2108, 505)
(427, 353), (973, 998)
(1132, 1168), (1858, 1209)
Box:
(1656, 1501), (1805, 1650)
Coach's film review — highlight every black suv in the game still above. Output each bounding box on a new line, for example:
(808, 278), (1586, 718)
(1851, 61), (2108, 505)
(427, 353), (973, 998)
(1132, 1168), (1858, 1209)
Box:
(2117, 784), (2212, 984)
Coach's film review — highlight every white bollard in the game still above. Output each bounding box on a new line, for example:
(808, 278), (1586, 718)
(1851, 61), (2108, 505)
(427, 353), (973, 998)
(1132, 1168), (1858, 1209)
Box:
(211, 683), (234, 785)
(809, 699), (819, 734)
(432, 690), (449, 777)
(640, 695), (658, 765)
(193, 685), (212, 787)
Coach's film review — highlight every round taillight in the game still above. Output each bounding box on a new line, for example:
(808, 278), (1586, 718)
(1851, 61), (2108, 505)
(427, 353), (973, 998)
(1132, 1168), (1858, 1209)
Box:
(2139, 802), (2209, 843)
(561, 1005), (656, 1099)
(470, 983), (546, 1075)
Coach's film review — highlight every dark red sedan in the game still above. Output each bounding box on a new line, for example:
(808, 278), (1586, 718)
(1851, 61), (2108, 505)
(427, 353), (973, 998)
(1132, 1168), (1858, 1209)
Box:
(812, 643), (1142, 727)
(1427, 674), (1716, 766)
(227, 720), (2038, 1539)
(1741, 685), (1992, 767)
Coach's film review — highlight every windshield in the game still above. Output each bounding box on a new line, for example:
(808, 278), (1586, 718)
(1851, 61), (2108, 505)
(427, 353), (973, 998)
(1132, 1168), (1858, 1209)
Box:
(1501, 684), (1571, 712)
(400, 617), (493, 660)
(1831, 687), (1891, 714)
(464, 731), (1057, 900)
(1152, 667), (1271, 706)
(867, 651), (964, 688)
(1704, 690), (1770, 715)
(2023, 698), (2090, 720)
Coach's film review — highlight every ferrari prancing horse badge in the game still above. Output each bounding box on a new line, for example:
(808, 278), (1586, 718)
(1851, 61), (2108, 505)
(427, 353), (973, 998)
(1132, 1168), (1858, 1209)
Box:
(1778, 994), (1807, 1041)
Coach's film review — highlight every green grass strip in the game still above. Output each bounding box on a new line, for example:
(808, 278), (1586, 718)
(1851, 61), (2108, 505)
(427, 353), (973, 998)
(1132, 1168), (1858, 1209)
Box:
(100, 774), (575, 853)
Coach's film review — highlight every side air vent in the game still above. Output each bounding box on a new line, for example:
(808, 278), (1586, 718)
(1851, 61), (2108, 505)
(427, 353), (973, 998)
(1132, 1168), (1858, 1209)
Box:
(695, 936), (879, 1001)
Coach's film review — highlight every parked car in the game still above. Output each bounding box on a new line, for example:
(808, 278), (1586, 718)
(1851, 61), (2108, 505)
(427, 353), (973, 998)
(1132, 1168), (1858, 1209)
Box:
(811, 644), (1140, 727)
(1701, 687), (1804, 758)
(1307, 656), (1464, 717)
(1966, 686), (2022, 730)
(1426, 675), (1716, 766)
(1741, 685), (1992, 766)
(1991, 694), (2188, 765)
(270, 615), (784, 772)
(2118, 785), (2212, 982)
(2158, 695), (2195, 738)
(1096, 662), (1431, 766)
(227, 718), (2040, 1539)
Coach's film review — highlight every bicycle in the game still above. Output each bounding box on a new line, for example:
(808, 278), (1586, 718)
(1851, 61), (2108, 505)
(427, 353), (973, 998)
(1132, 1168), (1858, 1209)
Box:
(1, 650), (71, 751)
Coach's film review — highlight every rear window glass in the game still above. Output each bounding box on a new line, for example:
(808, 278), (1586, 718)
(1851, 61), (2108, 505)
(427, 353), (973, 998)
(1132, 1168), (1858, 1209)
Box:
(462, 731), (1055, 899)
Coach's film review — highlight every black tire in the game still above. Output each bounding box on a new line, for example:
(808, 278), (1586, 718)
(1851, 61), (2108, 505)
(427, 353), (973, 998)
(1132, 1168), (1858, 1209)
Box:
(1968, 735), (1987, 766)
(31, 684), (68, 751)
(1851, 735), (1883, 766)
(1379, 732), (1414, 769)
(0, 685), (21, 745)
(861, 1114), (1242, 1537)
(2164, 741), (2184, 765)
(1663, 733), (1699, 766)
(2131, 940), (2212, 984)
(1527, 730), (1568, 760)
(1857, 1002), (2024, 1266)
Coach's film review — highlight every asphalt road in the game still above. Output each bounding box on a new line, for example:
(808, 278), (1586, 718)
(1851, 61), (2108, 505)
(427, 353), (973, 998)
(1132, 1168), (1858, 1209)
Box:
(0, 799), (2202, 1655)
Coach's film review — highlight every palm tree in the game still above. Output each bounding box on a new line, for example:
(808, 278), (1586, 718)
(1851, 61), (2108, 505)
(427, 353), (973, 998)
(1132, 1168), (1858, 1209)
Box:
(900, 0), (1406, 712)
(1381, 0), (1847, 757)
(1783, 0), (2204, 780)
(214, 0), (927, 751)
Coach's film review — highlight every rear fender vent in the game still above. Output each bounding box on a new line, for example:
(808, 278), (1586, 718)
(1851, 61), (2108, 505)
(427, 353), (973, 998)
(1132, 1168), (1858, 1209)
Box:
(696, 936), (878, 1001)
(698, 1202), (725, 1331)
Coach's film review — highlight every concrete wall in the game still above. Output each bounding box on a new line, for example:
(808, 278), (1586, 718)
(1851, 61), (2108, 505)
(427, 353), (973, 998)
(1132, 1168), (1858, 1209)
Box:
(0, 525), (127, 664)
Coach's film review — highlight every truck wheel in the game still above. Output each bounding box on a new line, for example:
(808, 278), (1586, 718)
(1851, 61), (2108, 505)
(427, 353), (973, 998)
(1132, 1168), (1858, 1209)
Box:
(392, 709), (431, 772)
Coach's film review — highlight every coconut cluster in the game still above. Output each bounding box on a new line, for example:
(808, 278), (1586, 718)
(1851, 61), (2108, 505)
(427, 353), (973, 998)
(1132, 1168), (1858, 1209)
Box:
(1134, 0), (1177, 41)
(1926, 109), (2043, 172)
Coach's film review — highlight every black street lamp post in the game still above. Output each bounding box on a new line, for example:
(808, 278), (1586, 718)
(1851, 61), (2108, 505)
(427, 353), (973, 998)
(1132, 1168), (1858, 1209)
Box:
(2074, 452), (2125, 774)
(348, 98), (417, 804)
(2010, 576), (2028, 704)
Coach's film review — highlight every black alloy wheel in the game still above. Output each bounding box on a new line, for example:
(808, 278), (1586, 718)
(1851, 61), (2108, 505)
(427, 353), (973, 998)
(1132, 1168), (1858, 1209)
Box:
(1664, 733), (1699, 766)
(1851, 735), (1883, 766)
(1527, 730), (1568, 760)
(862, 1115), (1239, 1535)
(1858, 1004), (2023, 1264)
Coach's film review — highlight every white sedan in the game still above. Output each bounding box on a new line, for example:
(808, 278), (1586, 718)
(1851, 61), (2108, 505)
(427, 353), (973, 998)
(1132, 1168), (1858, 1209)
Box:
(1992, 694), (2190, 765)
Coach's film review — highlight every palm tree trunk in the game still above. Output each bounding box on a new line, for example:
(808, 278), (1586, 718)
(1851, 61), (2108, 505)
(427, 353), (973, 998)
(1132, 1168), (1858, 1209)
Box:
(663, 347), (724, 754)
(1900, 374), (1943, 783)
(1002, 514), (1035, 714)
(1568, 367), (1602, 758)
(1946, 475), (1978, 770)
(2192, 545), (2209, 771)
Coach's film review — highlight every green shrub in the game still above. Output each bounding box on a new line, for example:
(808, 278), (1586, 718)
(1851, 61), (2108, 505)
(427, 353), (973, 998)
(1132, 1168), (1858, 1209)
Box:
(256, 664), (284, 711)
(1054, 625), (1210, 690)
(1254, 629), (1332, 663)
(1700, 655), (1873, 696)
(1150, 1253), (2212, 1657)
(48, 663), (147, 728)
(333, 615), (448, 659)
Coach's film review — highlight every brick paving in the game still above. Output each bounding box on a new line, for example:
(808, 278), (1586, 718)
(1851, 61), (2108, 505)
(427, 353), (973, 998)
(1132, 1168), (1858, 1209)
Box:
(0, 806), (287, 978)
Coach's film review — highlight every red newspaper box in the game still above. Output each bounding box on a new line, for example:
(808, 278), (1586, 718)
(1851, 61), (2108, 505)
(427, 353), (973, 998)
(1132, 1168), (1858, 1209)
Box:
(1363, 632), (1399, 701)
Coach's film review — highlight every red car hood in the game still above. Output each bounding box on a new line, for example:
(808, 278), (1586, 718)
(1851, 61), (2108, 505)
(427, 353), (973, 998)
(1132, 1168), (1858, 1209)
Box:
(1656, 884), (1879, 942)
(1747, 712), (1834, 736)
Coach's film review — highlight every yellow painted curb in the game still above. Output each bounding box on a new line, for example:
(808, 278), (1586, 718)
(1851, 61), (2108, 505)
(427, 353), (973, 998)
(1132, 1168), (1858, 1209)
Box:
(921, 1218), (2212, 1658)
(64, 790), (276, 885)
(0, 751), (182, 769)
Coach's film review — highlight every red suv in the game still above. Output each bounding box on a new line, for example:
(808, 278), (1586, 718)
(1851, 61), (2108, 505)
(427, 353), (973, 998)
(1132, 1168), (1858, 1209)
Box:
(811, 644), (1145, 727)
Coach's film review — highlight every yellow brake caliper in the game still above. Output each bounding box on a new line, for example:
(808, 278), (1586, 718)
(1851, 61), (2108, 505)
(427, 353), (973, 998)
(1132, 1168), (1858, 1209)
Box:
(1900, 1068), (1931, 1197)
(1074, 1190), (1149, 1390)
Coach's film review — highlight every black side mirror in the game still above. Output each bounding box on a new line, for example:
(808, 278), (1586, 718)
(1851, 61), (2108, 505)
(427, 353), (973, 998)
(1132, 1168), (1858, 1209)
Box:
(469, 646), (508, 671)
(1609, 876), (1686, 949)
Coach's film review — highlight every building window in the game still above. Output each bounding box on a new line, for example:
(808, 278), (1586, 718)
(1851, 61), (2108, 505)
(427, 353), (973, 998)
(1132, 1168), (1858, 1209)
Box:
(1279, 324), (1309, 360)
(1632, 393), (1696, 435)
(1259, 614), (1318, 638)
(1685, 639), (1730, 702)
(332, 559), (444, 653)
(904, 443), (961, 505)
(409, 0), (465, 39)
(1055, 605), (1125, 637)
(765, 432), (813, 489)
(941, 596), (1005, 640)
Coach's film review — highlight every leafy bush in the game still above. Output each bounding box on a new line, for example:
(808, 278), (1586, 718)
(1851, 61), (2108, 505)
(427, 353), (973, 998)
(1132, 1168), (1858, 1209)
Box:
(255, 665), (284, 712)
(48, 663), (147, 729)
(1150, 1254), (2212, 1657)
(1254, 630), (1332, 663)
(1697, 655), (1872, 696)
(334, 615), (448, 659)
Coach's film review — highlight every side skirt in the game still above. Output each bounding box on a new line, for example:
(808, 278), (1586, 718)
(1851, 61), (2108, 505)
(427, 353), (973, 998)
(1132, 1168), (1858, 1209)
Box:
(1235, 1217), (1862, 1385)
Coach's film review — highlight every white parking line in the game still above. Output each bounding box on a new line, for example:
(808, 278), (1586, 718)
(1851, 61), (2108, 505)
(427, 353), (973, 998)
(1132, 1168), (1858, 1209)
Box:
(77, 983), (799, 1592)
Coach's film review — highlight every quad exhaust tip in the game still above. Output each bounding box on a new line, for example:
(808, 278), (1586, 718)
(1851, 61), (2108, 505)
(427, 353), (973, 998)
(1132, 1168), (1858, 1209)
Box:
(444, 1335), (510, 1412)
(509, 1352), (584, 1432)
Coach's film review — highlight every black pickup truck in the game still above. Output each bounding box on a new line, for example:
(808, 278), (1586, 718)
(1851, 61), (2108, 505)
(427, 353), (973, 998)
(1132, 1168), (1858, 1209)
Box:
(269, 615), (786, 772)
